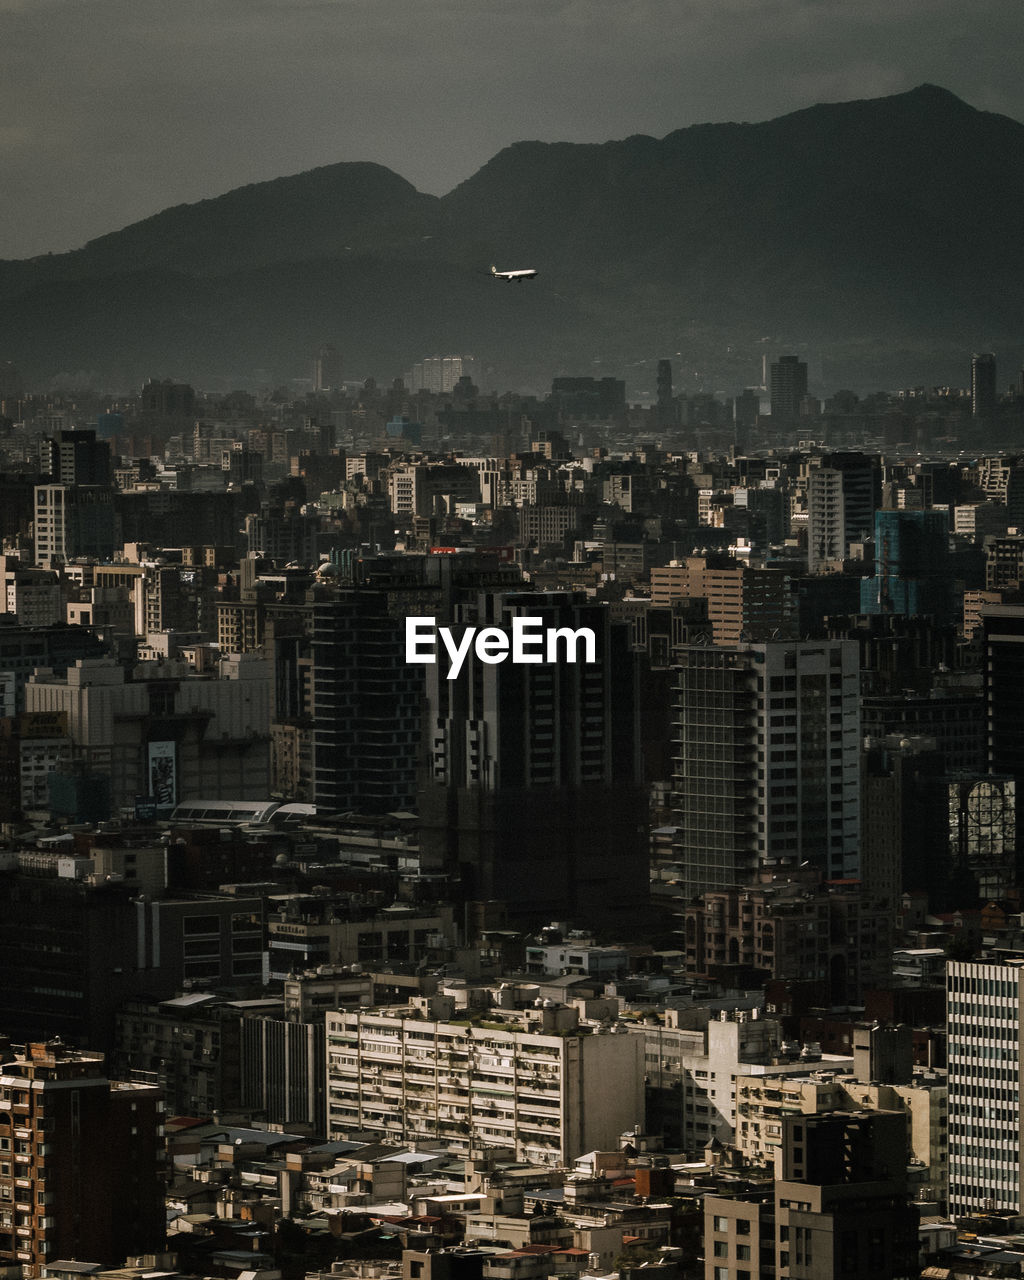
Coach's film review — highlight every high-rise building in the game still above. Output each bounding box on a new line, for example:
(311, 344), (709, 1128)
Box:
(33, 485), (116, 569)
(656, 359), (676, 427)
(41, 429), (111, 487)
(859, 509), (953, 623)
(671, 640), (860, 899)
(947, 959), (1024, 1217)
(804, 451), (880, 574)
(971, 351), (997, 418)
(0, 1039), (165, 1273)
(417, 591), (647, 925)
(982, 603), (1024, 789)
(313, 343), (342, 392)
(769, 355), (808, 424)
(649, 558), (796, 645)
(311, 588), (423, 814)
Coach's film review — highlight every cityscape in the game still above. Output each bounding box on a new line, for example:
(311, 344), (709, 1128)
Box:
(2, 337), (1024, 1280)
(4, 7), (1024, 1274)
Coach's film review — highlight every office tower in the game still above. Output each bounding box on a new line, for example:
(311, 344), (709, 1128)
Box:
(972, 351), (997, 418)
(549, 376), (627, 420)
(241, 1015), (326, 1134)
(418, 591), (647, 925)
(0, 869), (264, 1056)
(947, 960), (1024, 1216)
(859, 508), (953, 623)
(325, 1003), (644, 1165)
(861, 734), (947, 905)
(313, 343), (342, 392)
(311, 588), (423, 814)
(671, 639), (860, 900)
(0, 1039), (165, 1271)
(41, 428), (111, 487)
(407, 355), (474, 394)
(140, 378), (195, 418)
(769, 355), (808, 424)
(33, 484), (116, 568)
(656, 359), (676, 427)
(805, 451), (880, 573)
(947, 775), (1017, 903)
(983, 604), (1024, 780)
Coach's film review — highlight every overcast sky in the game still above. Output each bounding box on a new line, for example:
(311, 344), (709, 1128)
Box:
(3, 0), (1022, 260)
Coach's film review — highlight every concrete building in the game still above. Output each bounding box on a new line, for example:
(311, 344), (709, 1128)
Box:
(947, 959), (1024, 1217)
(681, 868), (892, 1003)
(804, 453), (879, 575)
(24, 654), (272, 812)
(0, 865), (264, 1056)
(325, 1003), (644, 1165)
(649, 558), (795, 646)
(735, 1030), (947, 1206)
(671, 639), (860, 899)
(417, 591), (647, 926)
(772, 1110), (919, 1280)
(114, 992), (247, 1117)
(0, 1039), (164, 1275)
(266, 899), (456, 980)
(0, 559), (62, 628)
(769, 356), (808, 425)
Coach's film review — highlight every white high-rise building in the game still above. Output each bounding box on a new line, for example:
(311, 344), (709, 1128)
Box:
(947, 959), (1024, 1216)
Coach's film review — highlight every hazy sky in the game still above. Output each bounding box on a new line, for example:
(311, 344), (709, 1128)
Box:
(3, 0), (1022, 260)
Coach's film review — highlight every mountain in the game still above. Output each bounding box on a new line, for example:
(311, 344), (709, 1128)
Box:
(2, 85), (1023, 392)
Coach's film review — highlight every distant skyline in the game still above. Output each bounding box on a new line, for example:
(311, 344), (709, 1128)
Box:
(3, 0), (1022, 260)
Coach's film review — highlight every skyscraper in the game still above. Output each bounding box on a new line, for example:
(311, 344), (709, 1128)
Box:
(313, 343), (343, 392)
(656, 358), (675, 427)
(971, 351), (997, 418)
(671, 639), (860, 899)
(859, 508), (953, 623)
(311, 587), (423, 814)
(947, 960), (1024, 1216)
(769, 355), (808, 424)
(805, 451), (880, 574)
(417, 591), (647, 925)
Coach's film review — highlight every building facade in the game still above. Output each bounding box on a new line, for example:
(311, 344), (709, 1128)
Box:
(325, 1006), (644, 1166)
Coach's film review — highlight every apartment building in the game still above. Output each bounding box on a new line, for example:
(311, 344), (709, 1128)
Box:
(0, 1039), (164, 1275)
(672, 639), (861, 899)
(325, 1003), (643, 1165)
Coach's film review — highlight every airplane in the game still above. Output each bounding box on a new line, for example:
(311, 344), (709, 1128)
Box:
(491, 264), (538, 282)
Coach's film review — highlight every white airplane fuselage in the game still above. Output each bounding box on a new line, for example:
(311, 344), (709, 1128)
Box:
(491, 265), (537, 281)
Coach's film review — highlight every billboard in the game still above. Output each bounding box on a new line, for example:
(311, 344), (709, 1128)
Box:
(148, 740), (177, 808)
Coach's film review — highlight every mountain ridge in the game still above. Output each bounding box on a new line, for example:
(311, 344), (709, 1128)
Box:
(2, 84), (1023, 391)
